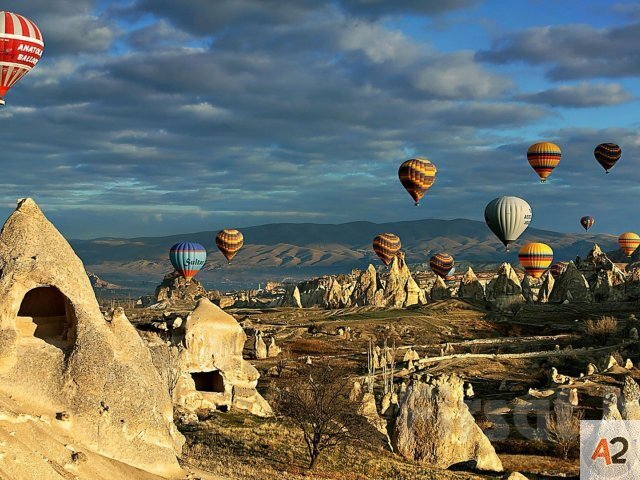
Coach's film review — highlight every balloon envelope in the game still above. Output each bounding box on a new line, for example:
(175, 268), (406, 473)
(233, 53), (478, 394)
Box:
(372, 233), (401, 265)
(580, 216), (594, 232)
(216, 229), (244, 263)
(169, 242), (207, 281)
(518, 242), (553, 279)
(527, 142), (561, 183)
(398, 158), (436, 206)
(619, 232), (640, 257)
(484, 196), (532, 250)
(594, 143), (621, 173)
(430, 253), (455, 278)
(0, 12), (44, 106)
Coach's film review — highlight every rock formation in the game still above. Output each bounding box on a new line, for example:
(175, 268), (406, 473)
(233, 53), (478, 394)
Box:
(173, 298), (272, 417)
(350, 264), (383, 306)
(384, 254), (427, 307)
(537, 271), (554, 303)
(626, 268), (640, 300)
(602, 392), (623, 420)
(267, 336), (282, 358)
(255, 332), (268, 359)
(430, 276), (451, 301)
(0, 199), (183, 477)
(392, 374), (503, 472)
(631, 327), (639, 340)
(549, 262), (592, 303)
(278, 285), (302, 308)
(621, 376), (640, 420)
(485, 263), (524, 311)
(521, 275), (541, 303)
(154, 270), (207, 306)
(458, 267), (485, 300)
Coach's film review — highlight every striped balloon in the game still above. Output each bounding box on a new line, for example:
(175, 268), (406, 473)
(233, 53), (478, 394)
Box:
(0, 12), (44, 106)
(580, 216), (594, 232)
(618, 232), (640, 257)
(527, 142), (561, 183)
(216, 229), (244, 263)
(549, 261), (569, 279)
(398, 158), (437, 206)
(169, 242), (207, 281)
(518, 242), (553, 279)
(594, 143), (622, 173)
(372, 233), (401, 266)
(484, 196), (532, 251)
(430, 253), (455, 279)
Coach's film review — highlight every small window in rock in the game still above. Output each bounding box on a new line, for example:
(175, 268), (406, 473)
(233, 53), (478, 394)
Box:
(191, 371), (225, 393)
(18, 286), (77, 348)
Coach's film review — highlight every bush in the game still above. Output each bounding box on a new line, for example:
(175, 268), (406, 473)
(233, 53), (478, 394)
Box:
(584, 316), (618, 344)
(545, 401), (583, 459)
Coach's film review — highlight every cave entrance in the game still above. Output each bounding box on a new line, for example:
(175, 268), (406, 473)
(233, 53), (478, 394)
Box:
(17, 286), (77, 348)
(191, 370), (225, 393)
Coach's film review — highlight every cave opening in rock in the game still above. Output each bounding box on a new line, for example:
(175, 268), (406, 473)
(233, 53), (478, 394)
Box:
(17, 286), (77, 348)
(191, 370), (225, 393)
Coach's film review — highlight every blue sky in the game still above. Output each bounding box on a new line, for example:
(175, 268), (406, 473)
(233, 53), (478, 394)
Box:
(1, 0), (639, 239)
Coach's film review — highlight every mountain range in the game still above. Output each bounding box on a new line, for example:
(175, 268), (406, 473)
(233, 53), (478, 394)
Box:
(70, 218), (623, 294)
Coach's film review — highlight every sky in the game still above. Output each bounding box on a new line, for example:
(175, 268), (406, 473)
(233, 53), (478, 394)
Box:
(1, 0), (639, 239)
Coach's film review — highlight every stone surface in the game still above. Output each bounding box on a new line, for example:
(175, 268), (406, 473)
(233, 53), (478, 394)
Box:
(602, 393), (622, 420)
(485, 263), (524, 311)
(279, 285), (302, 308)
(392, 374), (503, 472)
(549, 262), (592, 303)
(458, 267), (485, 300)
(255, 332), (268, 360)
(350, 264), (381, 307)
(537, 272), (555, 304)
(172, 298), (272, 417)
(0, 199), (183, 477)
(430, 276), (451, 301)
(267, 336), (281, 358)
(155, 271), (207, 306)
(621, 376), (640, 420)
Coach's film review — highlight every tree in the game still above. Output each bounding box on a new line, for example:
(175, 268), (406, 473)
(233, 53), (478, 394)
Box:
(276, 361), (372, 469)
(546, 400), (583, 459)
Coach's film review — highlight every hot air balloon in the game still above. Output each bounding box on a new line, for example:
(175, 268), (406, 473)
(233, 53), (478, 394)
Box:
(398, 158), (437, 206)
(618, 232), (640, 257)
(594, 143), (622, 173)
(430, 253), (455, 279)
(169, 242), (207, 282)
(549, 261), (569, 279)
(527, 142), (561, 183)
(580, 216), (595, 232)
(216, 229), (244, 264)
(484, 196), (532, 251)
(518, 242), (553, 279)
(372, 233), (401, 265)
(0, 12), (44, 106)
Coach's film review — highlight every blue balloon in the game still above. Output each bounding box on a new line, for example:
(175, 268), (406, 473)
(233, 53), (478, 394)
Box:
(169, 242), (207, 281)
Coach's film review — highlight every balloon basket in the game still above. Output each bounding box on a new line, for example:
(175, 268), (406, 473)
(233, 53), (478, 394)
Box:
(414, 202), (419, 207)
(0, 97), (5, 106)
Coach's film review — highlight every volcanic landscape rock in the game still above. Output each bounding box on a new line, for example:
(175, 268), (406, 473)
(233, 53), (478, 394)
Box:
(392, 374), (503, 471)
(485, 263), (524, 311)
(0, 198), (183, 477)
(458, 267), (485, 300)
(549, 262), (592, 303)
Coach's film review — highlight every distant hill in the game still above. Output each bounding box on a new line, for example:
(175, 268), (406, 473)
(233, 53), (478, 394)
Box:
(69, 218), (619, 293)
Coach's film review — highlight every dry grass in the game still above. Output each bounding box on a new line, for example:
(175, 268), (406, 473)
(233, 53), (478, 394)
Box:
(180, 413), (488, 480)
(584, 316), (618, 344)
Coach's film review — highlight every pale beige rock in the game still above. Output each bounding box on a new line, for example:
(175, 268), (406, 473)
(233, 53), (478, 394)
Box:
(458, 267), (485, 300)
(465, 383), (474, 398)
(521, 275), (540, 303)
(173, 298), (272, 417)
(569, 388), (579, 406)
(605, 355), (618, 370)
(393, 374), (503, 472)
(625, 359), (634, 370)
(506, 473), (529, 480)
(155, 271), (207, 306)
(254, 332), (268, 360)
(603, 393), (622, 420)
(586, 363), (598, 375)
(630, 328), (639, 340)
(0, 199), (183, 478)
(267, 336), (281, 358)
(485, 263), (524, 311)
(350, 264), (381, 306)
(621, 376), (640, 420)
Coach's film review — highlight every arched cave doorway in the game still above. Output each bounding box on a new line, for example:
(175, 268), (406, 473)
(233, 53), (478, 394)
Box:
(190, 370), (225, 393)
(17, 286), (77, 348)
